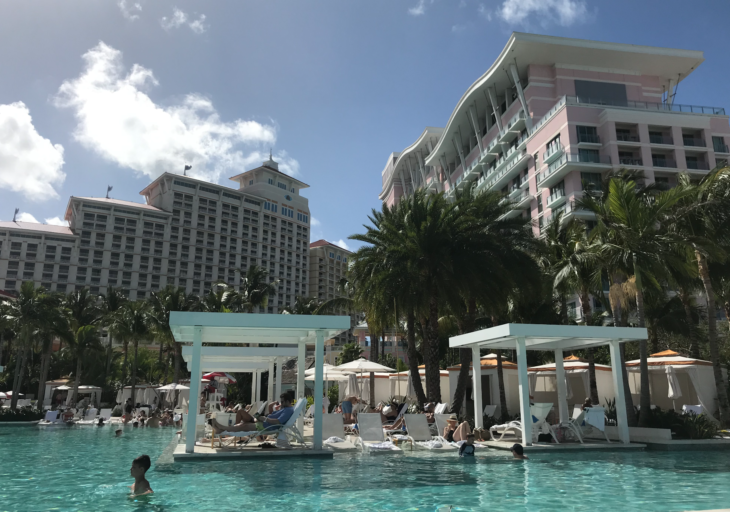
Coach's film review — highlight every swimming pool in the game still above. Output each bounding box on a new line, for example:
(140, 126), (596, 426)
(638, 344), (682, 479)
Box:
(1, 426), (729, 511)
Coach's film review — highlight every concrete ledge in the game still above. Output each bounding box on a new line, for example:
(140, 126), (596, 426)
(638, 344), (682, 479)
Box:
(585, 426), (672, 443)
(643, 438), (730, 451)
(173, 444), (334, 461)
(0, 421), (41, 427)
(483, 440), (646, 452)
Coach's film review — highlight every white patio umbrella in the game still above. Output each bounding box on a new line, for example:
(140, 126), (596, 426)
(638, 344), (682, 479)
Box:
(0, 392), (7, 399)
(335, 358), (395, 406)
(5, 391), (23, 396)
(158, 383), (190, 391)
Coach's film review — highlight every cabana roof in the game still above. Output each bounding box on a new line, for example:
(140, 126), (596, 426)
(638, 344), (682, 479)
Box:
(170, 312), (350, 345)
(626, 350), (713, 367)
(450, 323), (647, 350)
(181, 346), (299, 372)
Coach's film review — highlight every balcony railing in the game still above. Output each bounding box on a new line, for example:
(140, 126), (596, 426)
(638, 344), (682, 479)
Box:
(577, 134), (601, 144)
(538, 152), (611, 185)
(619, 158), (643, 166)
(683, 137), (706, 148)
(543, 142), (563, 162)
(652, 157), (677, 168)
(650, 135), (674, 145)
(686, 160), (710, 171)
(714, 143), (730, 153)
(566, 95), (725, 115)
(616, 133), (639, 142)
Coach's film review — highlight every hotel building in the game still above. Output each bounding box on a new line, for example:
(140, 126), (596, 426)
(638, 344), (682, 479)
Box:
(380, 32), (730, 236)
(0, 155), (311, 313)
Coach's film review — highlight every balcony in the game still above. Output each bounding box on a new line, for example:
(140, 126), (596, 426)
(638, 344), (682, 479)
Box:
(537, 153), (612, 189)
(577, 134), (601, 145)
(650, 135), (674, 145)
(618, 157), (643, 167)
(547, 189), (566, 210)
(480, 138), (501, 164)
(543, 142), (564, 164)
(616, 133), (640, 142)
(714, 143), (730, 154)
(652, 157), (677, 168)
(686, 160), (710, 171)
(519, 173), (530, 189)
(683, 138), (707, 148)
(476, 150), (530, 192)
(498, 111), (526, 143)
(565, 95), (725, 115)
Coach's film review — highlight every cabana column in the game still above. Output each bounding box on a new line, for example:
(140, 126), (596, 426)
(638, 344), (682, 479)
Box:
(267, 359), (275, 402)
(313, 331), (325, 450)
(471, 346), (483, 429)
(554, 349), (569, 423)
(516, 337), (532, 446)
(185, 326), (203, 454)
(275, 357), (282, 399)
(609, 340), (630, 444)
(297, 342), (306, 436)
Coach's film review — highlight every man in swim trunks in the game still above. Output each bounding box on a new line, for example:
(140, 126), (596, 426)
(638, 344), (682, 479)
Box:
(209, 394), (294, 434)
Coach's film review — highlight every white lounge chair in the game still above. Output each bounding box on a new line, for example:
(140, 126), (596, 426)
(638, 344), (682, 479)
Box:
(404, 414), (457, 451)
(303, 404), (316, 426)
(557, 406), (611, 443)
(434, 403), (449, 414)
(353, 414), (403, 455)
(98, 408), (113, 421)
(322, 414), (358, 452)
(383, 403), (409, 435)
(213, 398), (307, 448)
(490, 403), (557, 443)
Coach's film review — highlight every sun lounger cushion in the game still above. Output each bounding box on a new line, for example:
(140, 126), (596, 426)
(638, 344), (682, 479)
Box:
(418, 440), (444, 449)
(367, 441), (399, 450)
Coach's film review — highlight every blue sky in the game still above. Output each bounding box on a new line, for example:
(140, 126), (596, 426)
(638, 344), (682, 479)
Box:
(1, 0), (729, 250)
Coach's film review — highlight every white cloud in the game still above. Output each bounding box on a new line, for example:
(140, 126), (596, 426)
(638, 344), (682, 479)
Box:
(334, 239), (351, 251)
(161, 8), (208, 34)
(478, 3), (492, 20)
(118, 0), (142, 21)
(45, 216), (69, 226)
(452, 24), (466, 33)
(53, 42), (289, 184)
(310, 217), (321, 227)
(16, 212), (39, 223)
(0, 102), (66, 201)
(408, 0), (436, 16)
(497, 0), (588, 26)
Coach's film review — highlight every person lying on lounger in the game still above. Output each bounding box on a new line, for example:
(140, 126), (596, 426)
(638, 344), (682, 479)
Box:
(209, 394), (294, 434)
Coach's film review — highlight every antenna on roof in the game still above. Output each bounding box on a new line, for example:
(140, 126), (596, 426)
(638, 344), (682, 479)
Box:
(12, 208), (19, 222)
(269, 148), (273, 160)
(106, 185), (113, 199)
(184, 164), (192, 176)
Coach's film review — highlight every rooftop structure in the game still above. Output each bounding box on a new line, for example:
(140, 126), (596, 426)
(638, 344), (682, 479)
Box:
(381, 32), (730, 238)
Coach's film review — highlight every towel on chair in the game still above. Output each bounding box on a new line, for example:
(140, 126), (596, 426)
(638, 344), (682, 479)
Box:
(325, 436), (346, 444)
(368, 441), (398, 450)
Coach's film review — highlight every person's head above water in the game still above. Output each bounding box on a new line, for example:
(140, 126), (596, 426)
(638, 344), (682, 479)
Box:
(131, 455), (151, 477)
(115, 429), (123, 437)
(510, 443), (528, 459)
(466, 433), (475, 445)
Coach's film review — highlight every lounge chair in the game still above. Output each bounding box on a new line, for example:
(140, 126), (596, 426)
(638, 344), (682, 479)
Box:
(556, 406), (611, 443)
(404, 414), (457, 451)
(98, 408), (113, 421)
(303, 404), (315, 426)
(353, 414), (403, 455)
(489, 403), (557, 443)
(383, 403), (408, 434)
(434, 403), (449, 414)
(211, 398), (307, 448)
(321, 414), (358, 452)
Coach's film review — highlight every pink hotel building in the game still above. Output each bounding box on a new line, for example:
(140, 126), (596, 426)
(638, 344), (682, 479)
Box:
(379, 33), (730, 235)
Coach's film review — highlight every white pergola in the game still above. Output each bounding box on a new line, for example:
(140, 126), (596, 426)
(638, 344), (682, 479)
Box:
(449, 323), (648, 445)
(170, 311), (350, 453)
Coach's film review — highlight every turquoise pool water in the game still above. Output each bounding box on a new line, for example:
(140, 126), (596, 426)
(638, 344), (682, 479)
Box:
(1, 426), (729, 511)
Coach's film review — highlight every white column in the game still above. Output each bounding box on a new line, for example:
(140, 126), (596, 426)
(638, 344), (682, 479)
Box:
(487, 86), (504, 132)
(184, 326), (202, 454)
(468, 104), (483, 153)
(267, 359), (275, 402)
(609, 340), (630, 444)
(471, 346), (483, 429)
(554, 349), (569, 423)
(313, 331), (325, 450)
(296, 342), (306, 436)
(275, 357), (282, 399)
(256, 370), (262, 402)
(515, 337), (532, 446)
(509, 63), (533, 131)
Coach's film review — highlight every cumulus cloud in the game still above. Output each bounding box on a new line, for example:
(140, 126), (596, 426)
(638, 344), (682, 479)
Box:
(161, 8), (208, 34)
(310, 217), (321, 227)
(408, 0), (437, 16)
(0, 102), (66, 201)
(334, 239), (351, 251)
(16, 212), (39, 223)
(118, 0), (142, 21)
(53, 42), (292, 184)
(478, 3), (493, 20)
(45, 216), (69, 226)
(497, 0), (588, 26)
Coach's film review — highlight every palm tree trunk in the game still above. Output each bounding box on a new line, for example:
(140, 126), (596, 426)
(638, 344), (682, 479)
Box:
(451, 298), (477, 416)
(130, 339), (139, 408)
(72, 356), (82, 406)
(696, 250), (730, 427)
(578, 291), (599, 405)
(122, 339), (129, 385)
(10, 344), (27, 411)
(105, 334), (114, 385)
(36, 342), (53, 410)
(724, 301), (730, 334)
(424, 294), (442, 402)
(0, 333), (4, 368)
(679, 287), (700, 359)
(406, 309), (426, 405)
(496, 349), (508, 422)
(633, 257), (652, 428)
(610, 273), (637, 426)
(649, 323), (660, 356)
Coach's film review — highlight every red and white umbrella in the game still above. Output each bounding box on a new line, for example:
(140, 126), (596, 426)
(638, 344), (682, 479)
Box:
(202, 372), (237, 384)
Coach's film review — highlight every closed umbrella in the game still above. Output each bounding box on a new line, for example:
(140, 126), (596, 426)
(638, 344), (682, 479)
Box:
(405, 369), (415, 400)
(346, 373), (359, 401)
(0, 392), (7, 399)
(666, 366), (682, 400)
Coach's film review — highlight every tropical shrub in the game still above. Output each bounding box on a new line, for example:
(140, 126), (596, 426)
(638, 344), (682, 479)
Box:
(0, 408), (44, 422)
(327, 384), (339, 412)
(645, 408), (719, 439)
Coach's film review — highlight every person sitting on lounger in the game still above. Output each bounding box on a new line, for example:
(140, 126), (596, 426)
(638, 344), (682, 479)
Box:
(209, 394), (294, 435)
(443, 414), (472, 442)
(424, 403), (436, 424)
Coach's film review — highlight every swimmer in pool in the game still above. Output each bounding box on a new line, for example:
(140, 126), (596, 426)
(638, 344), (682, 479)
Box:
(130, 455), (153, 496)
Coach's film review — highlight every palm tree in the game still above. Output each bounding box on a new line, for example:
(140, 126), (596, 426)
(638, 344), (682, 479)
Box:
(147, 286), (200, 384)
(579, 177), (692, 427)
(281, 296), (321, 315)
(99, 287), (127, 385)
(201, 283), (241, 312)
(336, 343), (363, 365)
(60, 324), (103, 405)
(668, 168), (730, 426)
(61, 288), (101, 405)
(236, 265), (278, 312)
(0, 282), (57, 410)
(114, 301), (150, 406)
(34, 296), (63, 411)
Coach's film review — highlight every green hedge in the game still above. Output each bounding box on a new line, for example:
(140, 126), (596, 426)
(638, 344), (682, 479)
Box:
(0, 408), (44, 422)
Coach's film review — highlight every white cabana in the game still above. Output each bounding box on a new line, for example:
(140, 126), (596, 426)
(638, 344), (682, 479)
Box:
(170, 311), (349, 454)
(447, 355), (520, 417)
(390, 368), (451, 404)
(626, 350), (727, 420)
(116, 384), (160, 406)
(528, 355), (615, 410)
(450, 323), (648, 445)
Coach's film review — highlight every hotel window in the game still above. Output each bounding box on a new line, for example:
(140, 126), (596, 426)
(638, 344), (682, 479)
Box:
(329, 252), (334, 259)
(336, 255), (341, 261)
(713, 136), (728, 153)
(581, 172), (602, 191)
(576, 126), (599, 144)
(278, 182), (287, 190)
(249, 180), (254, 186)
(268, 178), (274, 185)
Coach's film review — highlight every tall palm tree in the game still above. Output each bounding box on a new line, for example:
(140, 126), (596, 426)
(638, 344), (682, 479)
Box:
(34, 295), (63, 411)
(281, 296), (321, 315)
(99, 287), (127, 385)
(60, 323), (103, 405)
(0, 282), (57, 410)
(668, 168), (730, 426)
(236, 265), (278, 313)
(580, 177), (692, 427)
(61, 288), (100, 405)
(201, 283), (241, 312)
(147, 286), (200, 384)
(114, 301), (150, 405)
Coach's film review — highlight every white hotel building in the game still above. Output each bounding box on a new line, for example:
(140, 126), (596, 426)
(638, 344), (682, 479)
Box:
(380, 33), (730, 232)
(0, 156), (311, 313)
